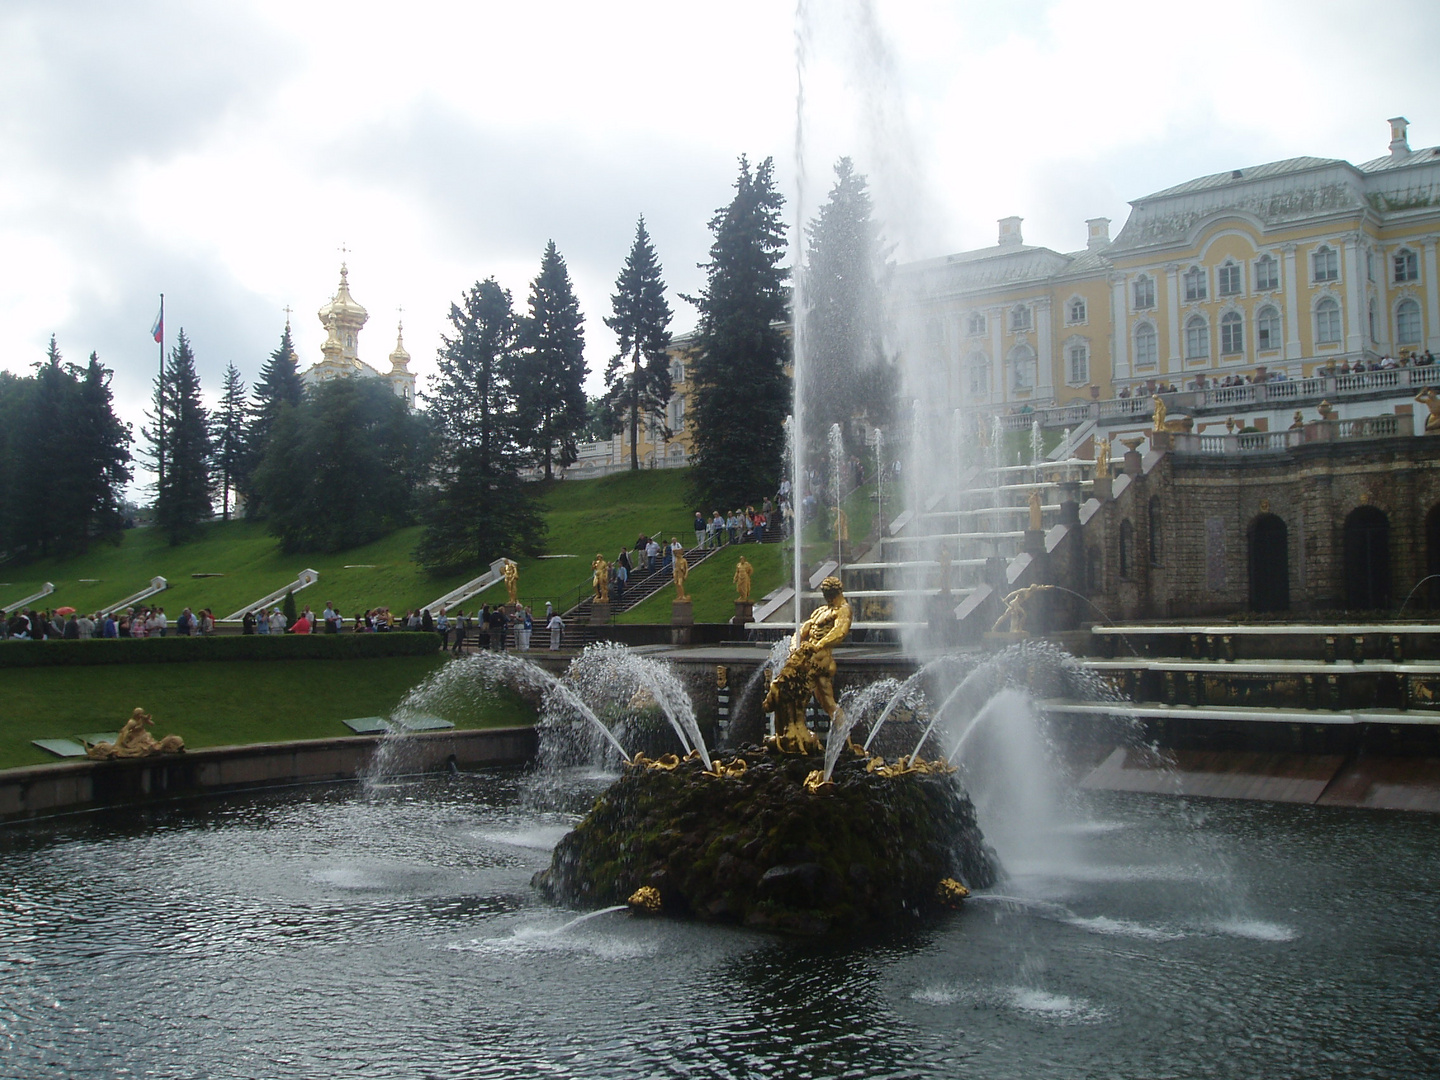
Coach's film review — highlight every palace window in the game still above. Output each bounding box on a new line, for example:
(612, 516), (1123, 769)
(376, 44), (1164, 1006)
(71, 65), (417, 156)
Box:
(1218, 261), (1242, 296)
(671, 361), (685, 383)
(1185, 315), (1210, 360)
(1183, 266), (1207, 302)
(1067, 297), (1086, 324)
(967, 353), (990, 396)
(1009, 305), (1032, 332)
(671, 397), (685, 433)
(1395, 248), (1419, 283)
(1313, 245), (1339, 283)
(1397, 298), (1422, 344)
(1221, 311), (1244, 355)
(1367, 251), (1375, 282)
(967, 312), (987, 336)
(1009, 345), (1037, 391)
(1315, 297), (1342, 344)
(1067, 342), (1089, 385)
(1134, 322), (1158, 368)
(1257, 305), (1281, 351)
(1255, 254), (1279, 291)
(1133, 275), (1156, 309)
(1369, 299), (1377, 342)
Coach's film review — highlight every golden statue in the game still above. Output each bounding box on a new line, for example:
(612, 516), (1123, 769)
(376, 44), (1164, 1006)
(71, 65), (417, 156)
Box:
(830, 506), (849, 543)
(672, 549), (690, 602)
(733, 555), (753, 603)
(761, 576), (852, 754)
(1290, 410), (1305, 430)
(591, 554), (610, 604)
(937, 544), (953, 595)
(503, 559), (519, 605)
(1028, 489), (1043, 531)
(86, 709), (184, 760)
(1152, 394), (1167, 432)
(1094, 437), (1111, 480)
(1416, 388), (1440, 433)
(992, 583), (1053, 635)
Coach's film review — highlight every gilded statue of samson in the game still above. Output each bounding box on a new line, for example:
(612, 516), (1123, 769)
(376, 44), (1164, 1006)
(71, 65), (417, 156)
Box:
(762, 575), (852, 753)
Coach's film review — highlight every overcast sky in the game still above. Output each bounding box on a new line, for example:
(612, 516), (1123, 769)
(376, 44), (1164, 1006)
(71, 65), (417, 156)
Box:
(3, 0), (1437, 485)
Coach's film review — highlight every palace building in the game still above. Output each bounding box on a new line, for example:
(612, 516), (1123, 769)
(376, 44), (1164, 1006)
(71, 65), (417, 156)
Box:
(301, 262), (417, 408)
(902, 117), (1440, 412)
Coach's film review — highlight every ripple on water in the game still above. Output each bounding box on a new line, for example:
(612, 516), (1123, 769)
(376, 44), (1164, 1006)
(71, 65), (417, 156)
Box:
(909, 983), (1110, 1025)
(1206, 918), (1299, 942)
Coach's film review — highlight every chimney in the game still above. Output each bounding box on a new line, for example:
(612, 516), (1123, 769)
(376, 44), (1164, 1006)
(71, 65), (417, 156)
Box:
(1389, 116), (1411, 160)
(1086, 217), (1111, 251)
(998, 216), (1023, 247)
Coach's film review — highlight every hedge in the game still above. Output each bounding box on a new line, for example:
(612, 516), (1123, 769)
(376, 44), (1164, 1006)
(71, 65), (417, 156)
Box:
(0, 632), (442, 669)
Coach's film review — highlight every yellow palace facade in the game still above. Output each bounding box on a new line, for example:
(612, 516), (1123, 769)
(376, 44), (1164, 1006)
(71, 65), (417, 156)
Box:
(901, 117), (1440, 411)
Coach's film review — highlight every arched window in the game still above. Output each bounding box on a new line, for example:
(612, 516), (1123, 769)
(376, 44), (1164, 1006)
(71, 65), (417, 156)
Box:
(1009, 305), (1032, 332)
(1185, 315), (1209, 360)
(1009, 344), (1036, 391)
(1183, 266), (1207, 302)
(1397, 298), (1422, 344)
(1313, 244), (1339, 282)
(1394, 248), (1419, 283)
(1119, 520), (1134, 578)
(1221, 311), (1244, 355)
(1344, 507), (1391, 610)
(1249, 514), (1290, 612)
(1255, 254), (1279, 291)
(967, 312), (987, 336)
(1316, 297), (1342, 345)
(1133, 275), (1156, 309)
(1066, 340), (1089, 385)
(967, 353), (990, 396)
(1256, 305), (1281, 351)
(1067, 297), (1086, 323)
(1134, 322), (1158, 368)
(671, 360), (685, 383)
(1218, 260), (1242, 296)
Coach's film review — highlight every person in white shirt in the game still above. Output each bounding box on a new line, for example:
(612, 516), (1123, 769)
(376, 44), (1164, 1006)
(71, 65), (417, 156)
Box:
(269, 608), (287, 634)
(547, 613), (564, 650)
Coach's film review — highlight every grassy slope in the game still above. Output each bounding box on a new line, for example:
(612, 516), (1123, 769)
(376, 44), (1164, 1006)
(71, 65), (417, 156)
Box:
(0, 654), (540, 770)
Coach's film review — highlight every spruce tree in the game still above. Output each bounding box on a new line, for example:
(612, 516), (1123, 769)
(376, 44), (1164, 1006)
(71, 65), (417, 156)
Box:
(152, 330), (213, 544)
(212, 362), (248, 520)
(417, 279), (545, 573)
(73, 351), (133, 547)
(517, 241), (588, 480)
(243, 323), (305, 516)
(16, 337), (81, 556)
(802, 158), (896, 449)
(603, 217), (674, 470)
(686, 156), (790, 510)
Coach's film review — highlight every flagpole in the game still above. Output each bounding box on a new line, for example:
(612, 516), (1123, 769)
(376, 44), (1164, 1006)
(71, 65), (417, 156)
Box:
(157, 292), (165, 489)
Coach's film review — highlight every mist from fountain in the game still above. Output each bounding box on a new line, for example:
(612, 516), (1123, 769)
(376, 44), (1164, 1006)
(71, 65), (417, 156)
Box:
(565, 643), (712, 770)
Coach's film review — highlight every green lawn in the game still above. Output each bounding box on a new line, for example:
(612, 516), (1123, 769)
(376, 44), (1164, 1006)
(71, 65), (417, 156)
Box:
(0, 654), (536, 770)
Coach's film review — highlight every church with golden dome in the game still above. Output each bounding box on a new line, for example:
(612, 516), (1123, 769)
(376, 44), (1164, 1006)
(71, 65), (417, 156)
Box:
(301, 262), (416, 408)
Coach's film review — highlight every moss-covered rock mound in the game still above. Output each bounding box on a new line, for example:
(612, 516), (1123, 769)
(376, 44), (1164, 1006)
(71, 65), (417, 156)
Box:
(532, 747), (999, 935)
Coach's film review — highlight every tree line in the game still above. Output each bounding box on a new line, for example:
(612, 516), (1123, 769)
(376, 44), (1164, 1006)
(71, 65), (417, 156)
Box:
(0, 155), (895, 576)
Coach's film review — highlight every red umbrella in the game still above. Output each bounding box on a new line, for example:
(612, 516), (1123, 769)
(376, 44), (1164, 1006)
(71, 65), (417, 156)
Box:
(55, 606), (76, 615)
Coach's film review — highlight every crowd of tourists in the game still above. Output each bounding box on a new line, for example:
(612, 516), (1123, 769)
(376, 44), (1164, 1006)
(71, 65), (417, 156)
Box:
(1, 605), (215, 640)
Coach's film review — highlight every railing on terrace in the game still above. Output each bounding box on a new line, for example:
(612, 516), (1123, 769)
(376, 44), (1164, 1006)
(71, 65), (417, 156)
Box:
(1179, 413), (1403, 455)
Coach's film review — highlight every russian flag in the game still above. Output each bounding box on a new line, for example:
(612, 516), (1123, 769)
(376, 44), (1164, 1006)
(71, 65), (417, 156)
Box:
(151, 306), (163, 344)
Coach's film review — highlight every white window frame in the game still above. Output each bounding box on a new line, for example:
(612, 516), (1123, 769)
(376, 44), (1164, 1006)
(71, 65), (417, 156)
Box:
(1313, 245), (1339, 283)
(1133, 275), (1156, 310)
(967, 312), (987, 336)
(967, 353), (990, 396)
(1255, 254), (1279, 291)
(1133, 321), (1158, 368)
(1315, 297), (1342, 345)
(1394, 248), (1419, 284)
(1185, 315), (1210, 360)
(1066, 296), (1087, 325)
(1065, 338), (1089, 386)
(1009, 344), (1037, 391)
(1217, 261), (1242, 297)
(1256, 305), (1281, 352)
(1220, 311), (1244, 355)
(1009, 305), (1032, 332)
(1183, 265), (1207, 302)
(1397, 297), (1423, 344)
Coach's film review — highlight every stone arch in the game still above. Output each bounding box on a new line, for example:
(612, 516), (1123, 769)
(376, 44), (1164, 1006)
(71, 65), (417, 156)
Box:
(1343, 506), (1391, 610)
(1248, 513), (1290, 612)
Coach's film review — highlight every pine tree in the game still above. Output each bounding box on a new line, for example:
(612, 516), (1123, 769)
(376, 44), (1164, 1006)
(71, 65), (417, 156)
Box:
(802, 158), (896, 449)
(417, 279), (545, 573)
(685, 156), (791, 510)
(253, 377), (425, 553)
(151, 330), (213, 544)
(212, 362), (248, 520)
(517, 241), (589, 480)
(603, 217), (674, 470)
(243, 323), (305, 516)
(16, 337), (82, 556)
(73, 351), (133, 547)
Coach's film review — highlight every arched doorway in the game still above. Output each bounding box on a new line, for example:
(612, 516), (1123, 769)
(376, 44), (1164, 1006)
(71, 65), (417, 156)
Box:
(1426, 505), (1440, 608)
(1248, 514), (1289, 612)
(1344, 507), (1391, 610)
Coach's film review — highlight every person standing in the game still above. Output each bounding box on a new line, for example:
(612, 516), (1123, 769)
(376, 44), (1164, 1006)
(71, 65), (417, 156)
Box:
(255, 608), (269, 635)
(547, 610), (564, 650)
(614, 553), (628, 604)
(436, 607), (449, 648)
(518, 607), (533, 651)
(694, 511), (706, 548)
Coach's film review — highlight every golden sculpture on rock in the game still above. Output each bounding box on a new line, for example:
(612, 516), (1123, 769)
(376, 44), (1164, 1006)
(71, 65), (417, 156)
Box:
(762, 575), (852, 754)
(86, 709), (184, 760)
(1152, 394), (1167, 432)
(992, 583), (1055, 635)
(672, 549), (690, 602)
(591, 554), (610, 603)
(733, 555), (753, 603)
(1094, 437), (1111, 480)
(503, 559), (519, 605)
(1416, 388), (1440, 433)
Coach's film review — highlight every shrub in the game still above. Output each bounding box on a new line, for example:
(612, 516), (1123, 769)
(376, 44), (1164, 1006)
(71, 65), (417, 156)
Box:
(0, 632), (440, 669)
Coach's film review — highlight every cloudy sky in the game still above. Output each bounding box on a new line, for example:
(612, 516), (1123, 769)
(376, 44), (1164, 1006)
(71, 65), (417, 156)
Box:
(3, 0), (1437, 485)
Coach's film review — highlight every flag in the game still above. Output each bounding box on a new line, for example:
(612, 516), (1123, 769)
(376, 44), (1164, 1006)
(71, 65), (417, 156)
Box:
(151, 306), (163, 344)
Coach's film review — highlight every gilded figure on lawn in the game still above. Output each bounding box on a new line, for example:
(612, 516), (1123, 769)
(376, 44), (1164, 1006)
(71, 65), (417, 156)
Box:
(86, 709), (184, 760)
(592, 554), (610, 604)
(673, 550), (690, 602)
(503, 559), (519, 605)
(733, 555), (753, 603)
(762, 576), (852, 754)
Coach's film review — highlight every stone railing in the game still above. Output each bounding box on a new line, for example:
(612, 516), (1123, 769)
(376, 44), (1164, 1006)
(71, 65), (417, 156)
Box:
(1177, 414), (1404, 455)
